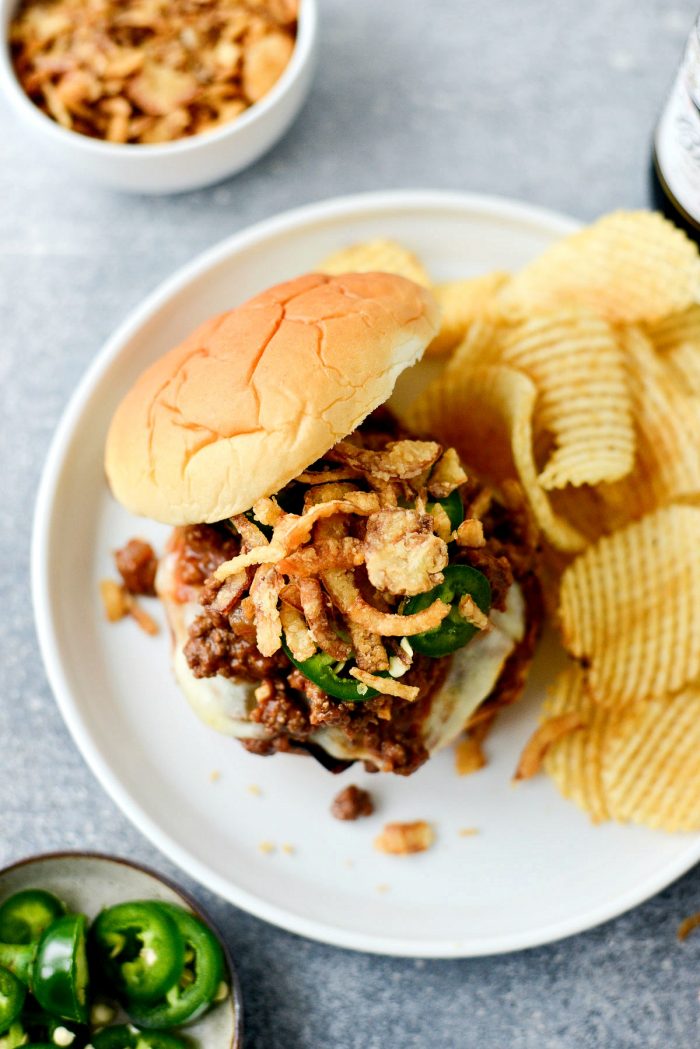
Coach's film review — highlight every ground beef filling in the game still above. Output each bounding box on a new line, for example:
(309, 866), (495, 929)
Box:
(185, 592), (447, 774)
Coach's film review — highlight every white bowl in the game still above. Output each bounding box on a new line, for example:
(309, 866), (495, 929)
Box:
(0, 0), (317, 194)
(0, 851), (243, 1047)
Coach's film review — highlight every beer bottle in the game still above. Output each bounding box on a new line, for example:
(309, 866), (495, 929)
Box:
(651, 13), (700, 240)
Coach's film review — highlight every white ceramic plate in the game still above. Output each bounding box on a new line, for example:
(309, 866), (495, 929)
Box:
(32, 191), (700, 958)
(0, 852), (241, 1046)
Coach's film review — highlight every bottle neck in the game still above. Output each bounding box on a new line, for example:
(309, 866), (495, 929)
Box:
(650, 150), (700, 240)
(654, 22), (700, 227)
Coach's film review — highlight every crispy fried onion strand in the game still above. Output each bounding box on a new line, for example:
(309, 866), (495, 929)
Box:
(252, 497), (284, 527)
(322, 568), (450, 636)
(230, 513), (269, 550)
(215, 493), (380, 580)
(296, 466), (363, 484)
(314, 515), (389, 674)
(211, 570), (249, 613)
(303, 481), (358, 509)
(454, 518), (486, 548)
(513, 713), (585, 781)
(364, 508), (448, 596)
(298, 577), (351, 662)
(349, 667), (420, 702)
(427, 448), (468, 497)
(429, 502), (453, 541)
(249, 565), (284, 657)
(328, 439), (442, 482)
(349, 622), (389, 672)
(277, 538), (365, 577)
(279, 602), (316, 662)
(458, 594), (489, 631)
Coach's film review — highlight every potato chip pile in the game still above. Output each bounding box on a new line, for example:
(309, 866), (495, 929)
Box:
(10, 0), (297, 144)
(319, 213), (700, 832)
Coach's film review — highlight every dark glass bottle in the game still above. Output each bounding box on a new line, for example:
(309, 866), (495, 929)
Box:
(651, 14), (700, 241)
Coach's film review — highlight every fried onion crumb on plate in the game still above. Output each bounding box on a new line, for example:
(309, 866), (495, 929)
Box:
(374, 821), (435, 855)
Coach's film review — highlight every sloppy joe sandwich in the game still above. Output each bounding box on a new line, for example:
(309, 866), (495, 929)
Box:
(105, 271), (541, 775)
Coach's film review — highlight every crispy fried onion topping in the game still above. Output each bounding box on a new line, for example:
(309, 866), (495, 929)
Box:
(298, 576), (351, 662)
(322, 568), (450, 636)
(250, 565), (284, 658)
(198, 436), (484, 699)
(211, 570), (249, 613)
(277, 538), (364, 577)
(427, 448), (468, 497)
(458, 594), (489, 631)
(349, 668), (420, 702)
(513, 713), (585, 781)
(454, 518), (486, 548)
(279, 601), (316, 662)
(252, 497), (284, 527)
(364, 508), (448, 596)
(296, 466), (362, 485)
(230, 513), (269, 550)
(349, 622), (389, 672)
(214, 493), (380, 579)
(328, 439), (442, 482)
(428, 501), (453, 541)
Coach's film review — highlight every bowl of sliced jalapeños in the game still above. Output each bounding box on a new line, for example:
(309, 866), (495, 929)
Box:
(0, 853), (242, 1049)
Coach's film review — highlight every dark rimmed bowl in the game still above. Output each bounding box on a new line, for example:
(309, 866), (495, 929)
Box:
(0, 851), (243, 1047)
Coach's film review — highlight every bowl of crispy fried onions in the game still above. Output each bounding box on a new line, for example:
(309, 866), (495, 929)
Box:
(0, 0), (317, 193)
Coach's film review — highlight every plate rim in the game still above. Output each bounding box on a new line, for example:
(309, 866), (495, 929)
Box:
(31, 189), (700, 958)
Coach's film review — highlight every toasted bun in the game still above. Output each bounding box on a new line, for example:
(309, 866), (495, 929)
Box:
(105, 272), (439, 525)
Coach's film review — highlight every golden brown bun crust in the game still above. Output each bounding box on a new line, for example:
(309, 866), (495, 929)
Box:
(105, 272), (439, 524)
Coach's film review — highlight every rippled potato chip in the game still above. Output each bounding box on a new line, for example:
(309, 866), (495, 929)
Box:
(603, 687), (700, 831)
(545, 326), (700, 541)
(645, 304), (700, 397)
(500, 211), (700, 323)
(543, 667), (700, 830)
(559, 505), (700, 706)
(542, 665), (624, 823)
(498, 311), (635, 490)
(426, 273), (510, 356)
(596, 327), (700, 524)
(646, 302), (700, 354)
(404, 364), (586, 552)
(444, 319), (504, 375)
(662, 341), (700, 399)
(318, 240), (431, 287)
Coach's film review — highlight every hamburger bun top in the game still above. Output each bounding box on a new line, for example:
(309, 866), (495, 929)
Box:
(105, 271), (439, 525)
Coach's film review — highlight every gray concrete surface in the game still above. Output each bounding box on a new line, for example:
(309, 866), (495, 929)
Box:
(1, 1), (699, 1046)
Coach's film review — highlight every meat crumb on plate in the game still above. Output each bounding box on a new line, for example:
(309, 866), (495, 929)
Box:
(115, 538), (158, 595)
(331, 784), (375, 821)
